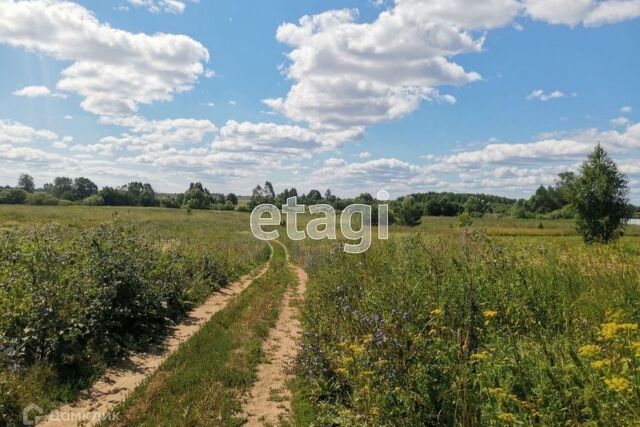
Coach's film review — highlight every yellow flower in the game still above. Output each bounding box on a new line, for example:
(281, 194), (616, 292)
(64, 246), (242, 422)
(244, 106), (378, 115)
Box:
(590, 359), (611, 369)
(600, 322), (639, 340)
(631, 341), (640, 357)
(498, 412), (516, 422)
(483, 310), (498, 318)
(349, 344), (366, 357)
(431, 308), (443, 316)
(335, 367), (348, 376)
(470, 351), (489, 361)
(578, 344), (600, 358)
(604, 376), (632, 393)
(341, 356), (354, 365)
(370, 407), (381, 416)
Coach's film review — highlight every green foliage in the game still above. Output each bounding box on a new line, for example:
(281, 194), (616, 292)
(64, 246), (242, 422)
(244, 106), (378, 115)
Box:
(573, 144), (631, 243)
(81, 195), (105, 206)
(18, 174), (35, 193)
(457, 211), (473, 227)
(25, 192), (59, 206)
(0, 188), (27, 205)
(394, 196), (422, 226)
(294, 233), (640, 426)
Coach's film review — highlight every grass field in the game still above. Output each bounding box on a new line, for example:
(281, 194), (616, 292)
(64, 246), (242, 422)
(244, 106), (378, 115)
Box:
(1, 206), (640, 426)
(0, 206), (269, 426)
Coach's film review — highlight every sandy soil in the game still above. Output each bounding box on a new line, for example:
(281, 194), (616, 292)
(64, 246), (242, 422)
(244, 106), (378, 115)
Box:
(38, 260), (270, 427)
(241, 241), (308, 426)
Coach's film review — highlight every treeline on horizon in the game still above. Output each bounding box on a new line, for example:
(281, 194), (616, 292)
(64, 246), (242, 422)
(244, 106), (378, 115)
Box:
(1, 171), (637, 222)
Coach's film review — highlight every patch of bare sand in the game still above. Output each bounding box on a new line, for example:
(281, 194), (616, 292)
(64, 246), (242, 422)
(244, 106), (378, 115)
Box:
(241, 241), (308, 426)
(38, 259), (271, 427)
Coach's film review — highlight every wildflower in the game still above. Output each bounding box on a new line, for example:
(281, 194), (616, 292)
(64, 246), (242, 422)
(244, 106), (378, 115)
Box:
(349, 344), (366, 356)
(631, 341), (640, 357)
(470, 351), (489, 361)
(600, 322), (638, 340)
(498, 412), (516, 422)
(335, 367), (348, 376)
(590, 359), (611, 369)
(604, 376), (632, 393)
(430, 308), (443, 316)
(483, 310), (498, 318)
(578, 344), (600, 358)
(370, 407), (381, 416)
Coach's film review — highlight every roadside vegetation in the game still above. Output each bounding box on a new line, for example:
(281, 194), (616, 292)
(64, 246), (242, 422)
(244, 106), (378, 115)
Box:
(100, 241), (294, 427)
(0, 209), (268, 426)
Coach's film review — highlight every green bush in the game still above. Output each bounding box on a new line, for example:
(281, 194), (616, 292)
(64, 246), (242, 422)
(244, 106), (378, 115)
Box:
(25, 192), (60, 206)
(81, 195), (105, 206)
(0, 188), (27, 205)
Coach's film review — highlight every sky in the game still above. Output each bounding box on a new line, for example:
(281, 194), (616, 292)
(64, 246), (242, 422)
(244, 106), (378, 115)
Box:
(0, 0), (639, 201)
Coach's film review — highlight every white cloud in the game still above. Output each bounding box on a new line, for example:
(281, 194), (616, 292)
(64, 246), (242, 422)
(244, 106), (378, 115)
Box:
(127, 0), (186, 14)
(611, 116), (630, 126)
(0, 119), (62, 145)
(12, 85), (66, 98)
(526, 89), (570, 101)
(64, 115), (73, 120)
(358, 151), (372, 158)
(621, 105), (633, 113)
(265, 7), (479, 133)
(0, 0), (209, 116)
(525, 0), (640, 26)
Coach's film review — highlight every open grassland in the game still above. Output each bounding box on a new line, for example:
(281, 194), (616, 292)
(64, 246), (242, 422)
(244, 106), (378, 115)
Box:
(287, 222), (640, 426)
(0, 206), (269, 426)
(100, 241), (295, 427)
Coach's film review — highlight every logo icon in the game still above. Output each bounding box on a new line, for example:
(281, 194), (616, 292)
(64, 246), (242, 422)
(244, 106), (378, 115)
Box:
(23, 403), (43, 426)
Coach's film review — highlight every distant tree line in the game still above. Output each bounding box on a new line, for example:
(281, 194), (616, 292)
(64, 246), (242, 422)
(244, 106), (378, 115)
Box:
(0, 175), (238, 211)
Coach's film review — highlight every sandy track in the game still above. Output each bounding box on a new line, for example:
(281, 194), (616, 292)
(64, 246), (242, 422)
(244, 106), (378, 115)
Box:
(38, 256), (271, 427)
(242, 241), (308, 426)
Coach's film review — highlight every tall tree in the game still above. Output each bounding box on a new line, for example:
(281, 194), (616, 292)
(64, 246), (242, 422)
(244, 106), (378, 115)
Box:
(18, 174), (35, 193)
(72, 177), (98, 200)
(573, 144), (631, 243)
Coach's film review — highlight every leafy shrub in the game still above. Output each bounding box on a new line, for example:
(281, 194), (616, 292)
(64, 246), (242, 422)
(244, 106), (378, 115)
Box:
(25, 192), (60, 206)
(81, 195), (105, 206)
(0, 188), (27, 205)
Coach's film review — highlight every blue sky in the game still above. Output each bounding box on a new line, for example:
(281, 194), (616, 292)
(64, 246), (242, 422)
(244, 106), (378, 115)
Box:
(1, 0), (639, 200)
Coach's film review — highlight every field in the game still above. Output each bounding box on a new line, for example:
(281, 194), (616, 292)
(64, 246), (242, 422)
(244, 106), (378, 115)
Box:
(1, 206), (640, 426)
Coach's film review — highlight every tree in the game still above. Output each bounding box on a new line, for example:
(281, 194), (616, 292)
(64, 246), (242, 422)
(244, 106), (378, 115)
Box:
(49, 177), (73, 198)
(17, 174), (35, 192)
(140, 183), (158, 207)
(395, 196), (422, 226)
(572, 144), (631, 243)
(307, 189), (322, 203)
(463, 196), (489, 215)
(73, 177), (98, 200)
(226, 193), (238, 205)
(183, 182), (212, 210)
(262, 181), (275, 202)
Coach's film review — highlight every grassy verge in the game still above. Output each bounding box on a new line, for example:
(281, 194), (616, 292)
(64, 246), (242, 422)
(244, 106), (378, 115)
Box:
(101, 241), (294, 426)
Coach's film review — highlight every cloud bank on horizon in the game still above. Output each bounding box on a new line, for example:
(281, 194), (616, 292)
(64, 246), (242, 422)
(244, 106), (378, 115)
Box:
(0, 0), (639, 200)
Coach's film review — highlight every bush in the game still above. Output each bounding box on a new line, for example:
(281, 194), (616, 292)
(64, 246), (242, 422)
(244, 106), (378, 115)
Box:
(57, 199), (75, 206)
(25, 192), (59, 206)
(0, 188), (27, 205)
(81, 195), (105, 206)
(457, 211), (473, 227)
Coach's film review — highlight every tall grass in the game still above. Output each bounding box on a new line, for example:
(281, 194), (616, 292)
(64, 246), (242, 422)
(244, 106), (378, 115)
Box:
(293, 231), (640, 425)
(0, 208), (268, 426)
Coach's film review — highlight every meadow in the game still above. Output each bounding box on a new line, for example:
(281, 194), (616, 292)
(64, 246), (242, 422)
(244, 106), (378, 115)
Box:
(1, 206), (640, 426)
(286, 218), (640, 426)
(0, 206), (269, 426)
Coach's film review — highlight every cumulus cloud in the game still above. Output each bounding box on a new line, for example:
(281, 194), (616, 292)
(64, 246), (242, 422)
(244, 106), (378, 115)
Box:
(526, 89), (572, 101)
(358, 151), (372, 158)
(525, 0), (640, 26)
(0, 0), (209, 116)
(127, 0), (186, 14)
(621, 105), (633, 113)
(12, 85), (66, 98)
(264, 7), (479, 133)
(0, 119), (64, 145)
(611, 116), (630, 126)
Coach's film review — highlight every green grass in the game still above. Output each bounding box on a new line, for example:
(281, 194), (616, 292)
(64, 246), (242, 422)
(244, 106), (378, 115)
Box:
(101, 241), (295, 427)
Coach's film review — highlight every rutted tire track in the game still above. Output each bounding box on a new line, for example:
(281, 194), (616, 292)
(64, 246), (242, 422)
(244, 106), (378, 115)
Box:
(241, 240), (308, 426)
(38, 249), (272, 427)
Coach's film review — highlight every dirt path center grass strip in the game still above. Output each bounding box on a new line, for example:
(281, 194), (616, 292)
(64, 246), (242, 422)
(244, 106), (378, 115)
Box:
(241, 240), (308, 426)
(99, 241), (294, 427)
